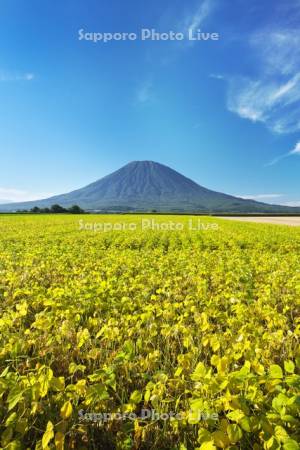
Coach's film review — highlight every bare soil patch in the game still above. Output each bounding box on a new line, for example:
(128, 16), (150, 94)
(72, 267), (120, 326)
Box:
(218, 216), (300, 226)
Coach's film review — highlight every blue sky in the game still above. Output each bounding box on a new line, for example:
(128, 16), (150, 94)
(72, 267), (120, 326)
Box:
(0, 0), (300, 205)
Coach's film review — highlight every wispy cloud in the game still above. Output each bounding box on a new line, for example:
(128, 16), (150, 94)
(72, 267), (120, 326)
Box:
(251, 28), (300, 76)
(234, 193), (300, 206)
(0, 71), (35, 82)
(210, 73), (224, 80)
(0, 188), (54, 203)
(235, 193), (283, 201)
(281, 201), (300, 207)
(156, 0), (217, 65)
(136, 80), (154, 105)
(183, 0), (215, 35)
(224, 25), (300, 133)
(290, 141), (300, 155)
(227, 72), (300, 133)
(267, 141), (300, 166)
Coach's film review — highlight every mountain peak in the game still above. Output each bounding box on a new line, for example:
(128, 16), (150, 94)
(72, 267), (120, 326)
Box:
(126, 160), (163, 166)
(1, 161), (300, 213)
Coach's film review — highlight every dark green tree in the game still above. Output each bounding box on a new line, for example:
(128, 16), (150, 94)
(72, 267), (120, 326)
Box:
(31, 206), (41, 213)
(50, 204), (67, 213)
(68, 205), (85, 214)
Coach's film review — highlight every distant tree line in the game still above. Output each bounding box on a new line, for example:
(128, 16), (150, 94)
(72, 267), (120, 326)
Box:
(17, 204), (86, 214)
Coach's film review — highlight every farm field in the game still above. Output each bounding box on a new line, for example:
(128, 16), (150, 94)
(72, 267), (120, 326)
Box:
(217, 217), (300, 227)
(0, 214), (299, 450)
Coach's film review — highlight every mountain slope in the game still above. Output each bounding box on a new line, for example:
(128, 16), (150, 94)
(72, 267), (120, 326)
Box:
(0, 161), (299, 213)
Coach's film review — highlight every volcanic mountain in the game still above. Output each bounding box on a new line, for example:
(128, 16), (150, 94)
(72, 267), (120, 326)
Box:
(0, 161), (299, 213)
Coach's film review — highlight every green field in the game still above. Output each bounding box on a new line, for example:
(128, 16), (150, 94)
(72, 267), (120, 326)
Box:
(0, 215), (299, 450)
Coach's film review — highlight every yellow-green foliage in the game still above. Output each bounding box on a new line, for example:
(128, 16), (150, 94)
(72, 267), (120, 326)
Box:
(0, 215), (299, 450)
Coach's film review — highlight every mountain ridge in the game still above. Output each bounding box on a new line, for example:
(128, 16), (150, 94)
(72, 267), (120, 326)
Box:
(1, 161), (299, 213)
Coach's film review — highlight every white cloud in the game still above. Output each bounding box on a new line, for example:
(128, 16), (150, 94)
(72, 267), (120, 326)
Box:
(250, 29), (300, 76)
(183, 0), (215, 34)
(136, 80), (154, 104)
(281, 201), (300, 207)
(0, 188), (54, 203)
(0, 71), (35, 82)
(234, 193), (300, 206)
(236, 194), (283, 201)
(290, 141), (300, 154)
(156, 0), (216, 65)
(210, 73), (224, 80)
(225, 26), (300, 133)
(227, 70), (300, 134)
(24, 73), (34, 81)
(267, 141), (300, 166)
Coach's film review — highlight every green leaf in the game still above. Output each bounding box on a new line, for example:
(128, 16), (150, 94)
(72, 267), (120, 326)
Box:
(198, 428), (211, 444)
(265, 436), (277, 450)
(239, 416), (251, 432)
(5, 412), (18, 427)
(68, 362), (86, 375)
(85, 384), (109, 405)
(50, 377), (65, 392)
(15, 418), (27, 435)
(285, 374), (300, 387)
(123, 340), (135, 357)
(130, 390), (143, 404)
(77, 328), (90, 348)
(210, 336), (220, 352)
(54, 431), (65, 450)
(227, 409), (245, 423)
(283, 439), (300, 450)
(190, 397), (204, 412)
(7, 388), (24, 412)
(284, 361), (295, 374)
(174, 367), (183, 377)
(0, 366), (10, 378)
(38, 367), (53, 398)
(275, 426), (289, 443)
(212, 430), (230, 448)
(269, 365), (283, 379)
(60, 401), (73, 419)
(42, 421), (54, 449)
(210, 355), (219, 367)
(272, 393), (289, 413)
(191, 362), (206, 381)
(199, 441), (216, 450)
(281, 415), (298, 424)
(1, 427), (13, 447)
(4, 441), (21, 450)
(227, 424), (243, 444)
